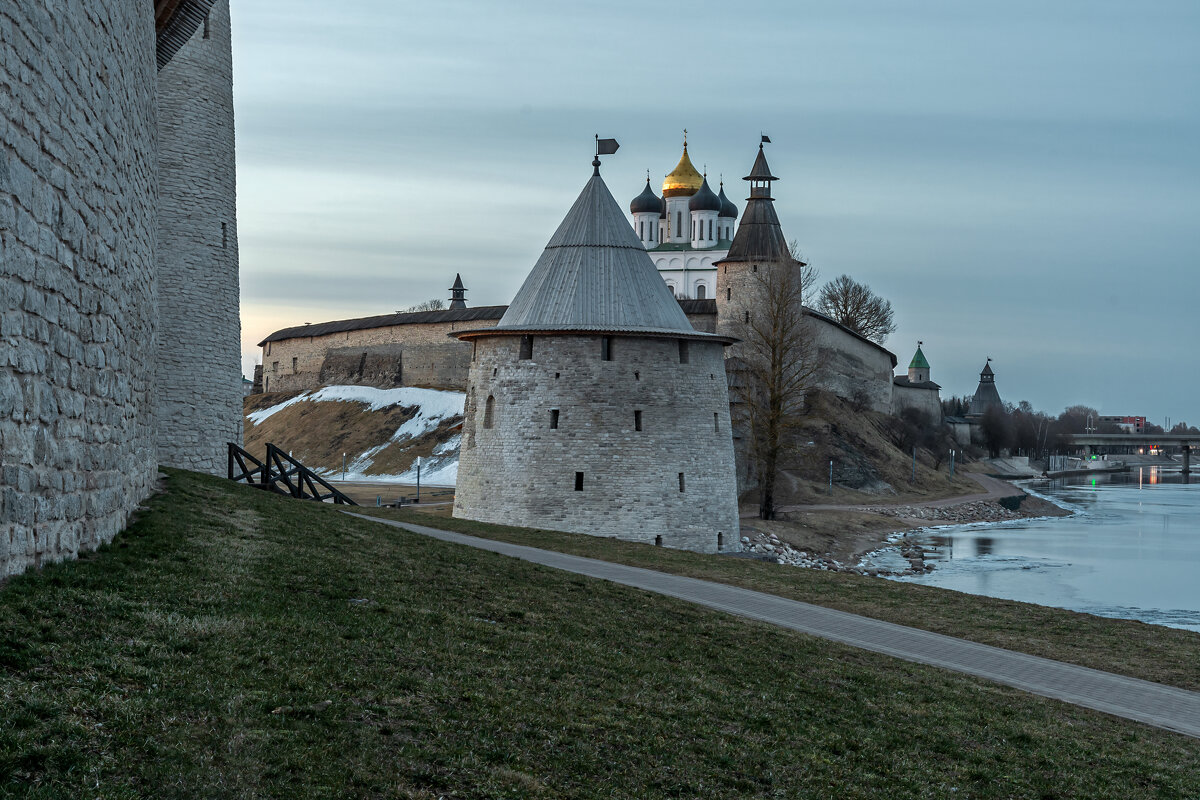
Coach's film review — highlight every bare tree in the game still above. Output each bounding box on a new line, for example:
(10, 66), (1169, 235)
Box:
(729, 259), (822, 519)
(401, 298), (446, 313)
(815, 274), (896, 345)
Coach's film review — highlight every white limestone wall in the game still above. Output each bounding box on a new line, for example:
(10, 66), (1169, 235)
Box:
(1, 1), (159, 577)
(810, 320), (895, 413)
(892, 384), (943, 420)
(455, 334), (741, 553)
(155, 0), (242, 473)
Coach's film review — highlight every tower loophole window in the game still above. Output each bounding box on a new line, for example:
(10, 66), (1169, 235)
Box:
(678, 340), (689, 364)
(574, 472), (584, 491)
(483, 395), (495, 429)
(634, 410), (642, 431)
(678, 472), (685, 492)
(550, 409), (559, 429)
(601, 336), (613, 361)
(519, 335), (533, 360)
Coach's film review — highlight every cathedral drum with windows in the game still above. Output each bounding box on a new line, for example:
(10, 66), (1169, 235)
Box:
(452, 157), (741, 553)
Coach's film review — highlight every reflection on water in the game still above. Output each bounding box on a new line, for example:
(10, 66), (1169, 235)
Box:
(887, 468), (1200, 632)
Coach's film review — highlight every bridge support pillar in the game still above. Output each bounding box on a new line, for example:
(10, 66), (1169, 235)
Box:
(1183, 445), (1191, 476)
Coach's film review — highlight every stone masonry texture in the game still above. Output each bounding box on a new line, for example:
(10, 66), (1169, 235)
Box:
(454, 333), (741, 554)
(155, 0), (242, 473)
(1, 2), (159, 578)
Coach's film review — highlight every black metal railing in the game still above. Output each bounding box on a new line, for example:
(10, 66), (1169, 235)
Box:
(227, 443), (357, 505)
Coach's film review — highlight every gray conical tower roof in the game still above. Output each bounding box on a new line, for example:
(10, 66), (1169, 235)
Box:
(484, 170), (720, 337)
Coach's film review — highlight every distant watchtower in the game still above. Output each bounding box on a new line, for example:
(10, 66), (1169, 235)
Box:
(967, 359), (1003, 418)
(714, 138), (805, 358)
(448, 273), (467, 310)
(908, 342), (930, 384)
(452, 152), (740, 554)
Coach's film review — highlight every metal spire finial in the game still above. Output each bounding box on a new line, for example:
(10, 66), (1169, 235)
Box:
(683, 128), (687, 148)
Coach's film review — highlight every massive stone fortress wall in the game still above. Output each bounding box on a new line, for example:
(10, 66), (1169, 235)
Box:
(155, 0), (241, 473)
(262, 316), (501, 394)
(811, 318), (895, 413)
(1, 2), (160, 577)
(454, 334), (741, 554)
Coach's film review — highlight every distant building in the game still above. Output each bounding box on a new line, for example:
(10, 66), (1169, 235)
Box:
(629, 134), (739, 301)
(1099, 415), (1146, 433)
(966, 359), (1003, 418)
(892, 343), (942, 419)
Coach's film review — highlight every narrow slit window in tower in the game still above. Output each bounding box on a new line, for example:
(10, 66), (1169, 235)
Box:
(678, 340), (689, 364)
(708, 219), (712, 239)
(744, 310), (749, 323)
(291, 357), (297, 373)
(221, 222), (227, 248)
(717, 533), (724, 550)
(519, 335), (533, 360)
(678, 472), (685, 492)
(726, 287), (731, 301)
(483, 396), (495, 429)
(655, 535), (663, 547)
(601, 336), (613, 361)
(714, 412), (719, 432)
(574, 472), (584, 491)
(203, 14), (211, 38)
(634, 410), (642, 431)
(550, 409), (559, 429)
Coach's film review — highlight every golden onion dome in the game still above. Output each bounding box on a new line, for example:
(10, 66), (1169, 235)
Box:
(662, 145), (704, 198)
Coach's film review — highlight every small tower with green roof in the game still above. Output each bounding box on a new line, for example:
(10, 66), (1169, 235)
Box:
(908, 342), (930, 384)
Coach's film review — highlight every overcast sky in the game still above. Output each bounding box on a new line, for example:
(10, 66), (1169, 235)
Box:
(231, 0), (1200, 424)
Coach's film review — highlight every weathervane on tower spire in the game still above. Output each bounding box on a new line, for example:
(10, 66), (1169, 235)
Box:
(592, 134), (619, 175)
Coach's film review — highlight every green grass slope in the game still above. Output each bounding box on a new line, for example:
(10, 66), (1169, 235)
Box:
(1, 471), (1197, 798)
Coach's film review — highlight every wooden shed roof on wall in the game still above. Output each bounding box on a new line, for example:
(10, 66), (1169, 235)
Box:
(154, 0), (218, 69)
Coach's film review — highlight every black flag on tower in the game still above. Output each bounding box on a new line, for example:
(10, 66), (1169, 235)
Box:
(761, 134), (771, 143)
(595, 137), (620, 155)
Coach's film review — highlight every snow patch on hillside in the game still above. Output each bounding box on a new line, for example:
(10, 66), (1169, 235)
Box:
(248, 385), (465, 426)
(248, 385), (465, 485)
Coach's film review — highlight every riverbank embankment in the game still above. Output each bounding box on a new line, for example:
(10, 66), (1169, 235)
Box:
(740, 473), (1071, 574)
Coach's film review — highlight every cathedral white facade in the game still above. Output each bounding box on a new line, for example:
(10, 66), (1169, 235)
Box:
(629, 136), (738, 300)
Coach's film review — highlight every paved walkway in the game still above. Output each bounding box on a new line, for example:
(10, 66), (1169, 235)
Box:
(350, 514), (1200, 739)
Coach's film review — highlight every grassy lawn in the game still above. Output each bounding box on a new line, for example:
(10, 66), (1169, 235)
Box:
(364, 507), (1200, 692)
(0, 470), (1196, 799)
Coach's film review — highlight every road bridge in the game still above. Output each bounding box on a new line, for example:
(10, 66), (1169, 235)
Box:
(1063, 433), (1197, 474)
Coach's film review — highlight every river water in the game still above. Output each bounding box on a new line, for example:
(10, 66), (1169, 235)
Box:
(877, 468), (1200, 632)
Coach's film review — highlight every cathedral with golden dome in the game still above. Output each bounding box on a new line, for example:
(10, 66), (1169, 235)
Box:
(629, 133), (738, 300)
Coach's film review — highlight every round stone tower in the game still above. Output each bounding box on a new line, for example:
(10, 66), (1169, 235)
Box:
(154, 0), (242, 473)
(452, 157), (740, 553)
